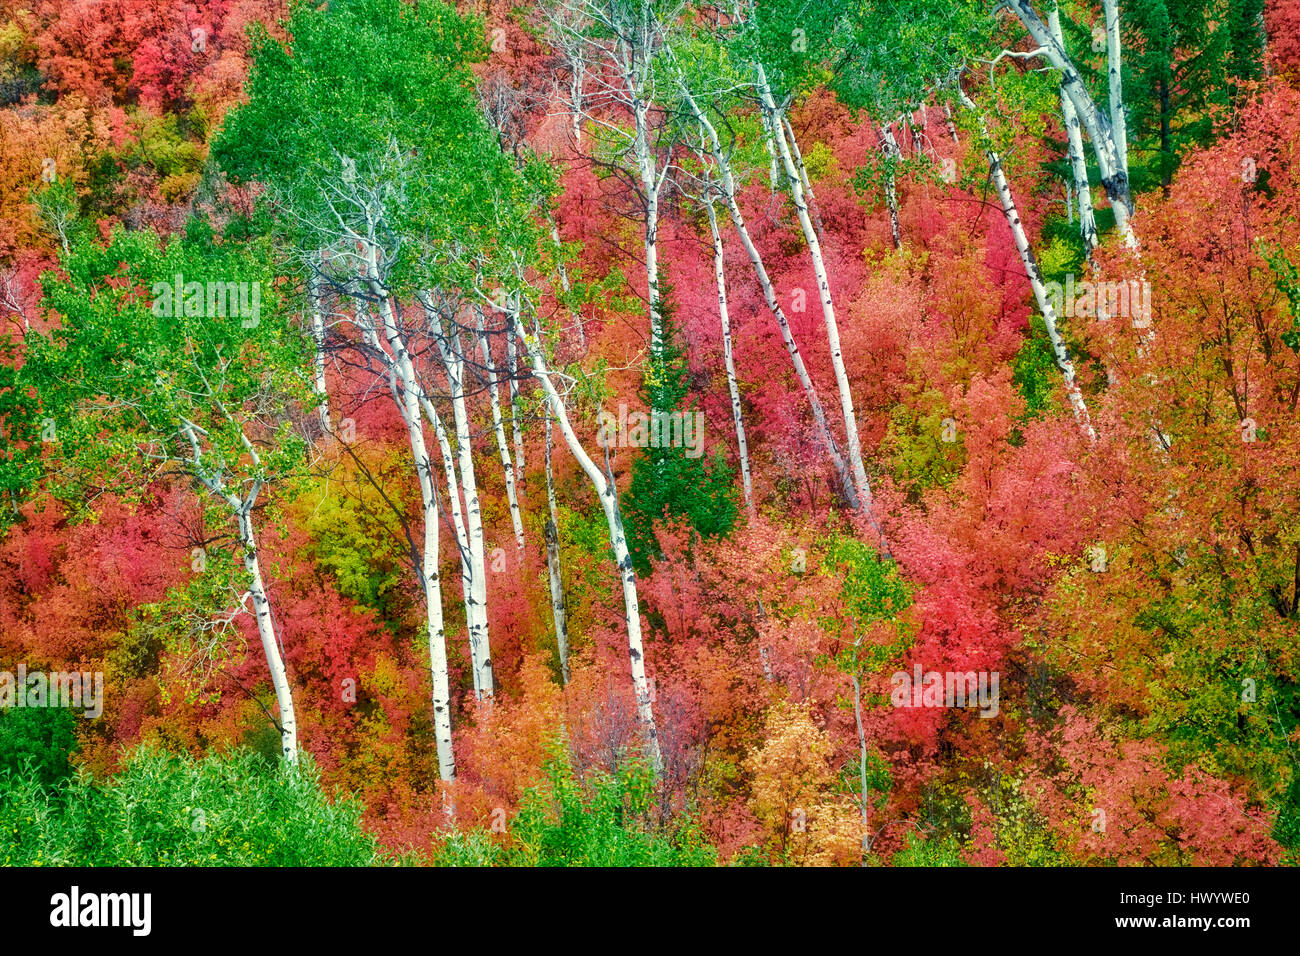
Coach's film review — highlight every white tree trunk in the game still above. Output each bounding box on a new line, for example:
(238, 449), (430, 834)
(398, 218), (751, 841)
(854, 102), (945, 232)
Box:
(757, 65), (880, 522)
(505, 304), (529, 468)
(971, 97), (1096, 440)
(1007, 0), (1136, 247)
(705, 197), (755, 520)
(184, 422), (301, 767)
(478, 308), (526, 552)
(683, 88), (859, 508)
(363, 284), (457, 781)
(306, 259), (331, 433)
(396, 384), (456, 782)
(235, 499), (299, 765)
(413, 443), (456, 783)
(1102, 0), (1129, 181)
(544, 410), (571, 684)
(422, 395), (495, 696)
(783, 114), (825, 235)
(518, 320), (662, 773)
(1049, 5), (1098, 257)
(425, 303), (493, 699)
(762, 108), (781, 190)
(570, 58), (584, 147)
(633, 101), (664, 364)
(879, 123), (903, 248)
(851, 670), (869, 858)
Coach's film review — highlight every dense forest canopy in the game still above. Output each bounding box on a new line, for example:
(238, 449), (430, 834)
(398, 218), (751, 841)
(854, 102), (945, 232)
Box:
(1, 0), (1299, 867)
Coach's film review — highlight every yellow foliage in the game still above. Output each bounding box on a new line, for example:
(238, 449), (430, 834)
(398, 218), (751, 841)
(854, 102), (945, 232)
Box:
(806, 801), (866, 867)
(745, 701), (832, 858)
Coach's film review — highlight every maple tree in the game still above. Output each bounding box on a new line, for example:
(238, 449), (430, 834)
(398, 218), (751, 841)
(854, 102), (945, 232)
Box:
(0, 0), (1297, 871)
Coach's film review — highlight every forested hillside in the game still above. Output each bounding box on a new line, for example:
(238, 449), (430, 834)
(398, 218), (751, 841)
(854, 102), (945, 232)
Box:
(2, 0), (1299, 867)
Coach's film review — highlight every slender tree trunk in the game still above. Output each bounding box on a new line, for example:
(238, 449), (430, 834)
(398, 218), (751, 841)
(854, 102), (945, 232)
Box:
(504, 299), (530, 471)
(969, 94), (1096, 440)
(761, 108), (781, 190)
(633, 101), (664, 365)
(879, 123), (903, 248)
(1008, 0), (1136, 247)
(419, 470), (455, 782)
(1102, 0), (1129, 181)
(783, 114), (825, 235)
(851, 670), (868, 859)
(683, 88), (858, 507)
(363, 284), (456, 781)
(392, 295), (486, 707)
(399, 388), (455, 782)
(477, 308), (525, 552)
(1049, 5), (1098, 258)
(1159, 73), (1172, 195)
(705, 196), (755, 520)
(448, 340), (493, 698)
(306, 259), (331, 433)
(570, 59), (584, 147)
(236, 501), (299, 765)
(425, 302), (493, 699)
(757, 65), (881, 524)
(422, 393), (485, 690)
(544, 409), (570, 684)
(519, 320), (662, 773)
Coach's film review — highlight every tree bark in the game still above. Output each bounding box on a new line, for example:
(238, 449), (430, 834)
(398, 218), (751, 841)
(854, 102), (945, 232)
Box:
(756, 65), (884, 532)
(1007, 0), (1136, 247)
(421, 393), (489, 694)
(478, 307), (526, 552)
(851, 670), (868, 859)
(783, 114), (825, 235)
(966, 93), (1097, 440)
(306, 257), (331, 433)
(761, 108), (781, 190)
(633, 99), (665, 364)
(682, 86), (859, 508)
(363, 285), (457, 780)
(236, 500), (300, 765)
(424, 298), (494, 699)
(1049, 5), (1098, 258)
(879, 123), (903, 249)
(544, 409), (571, 684)
(1102, 0), (1129, 181)
(518, 318), (662, 774)
(705, 196), (755, 520)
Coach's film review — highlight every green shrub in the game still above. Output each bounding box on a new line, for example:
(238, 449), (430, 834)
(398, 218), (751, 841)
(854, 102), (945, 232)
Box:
(0, 745), (383, 866)
(435, 750), (717, 867)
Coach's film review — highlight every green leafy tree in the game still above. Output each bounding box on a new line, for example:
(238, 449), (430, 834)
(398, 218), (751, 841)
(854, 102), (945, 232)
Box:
(215, 0), (560, 775)
(0, 707), (77, 789)
(0, 328), (37, 524)
(819, 534), (912, 858)
(622, 305), (736, 572)
(213, 0), (547, 296)
(22, 227), (313, 763)
(1105, 0), (1266, 191)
